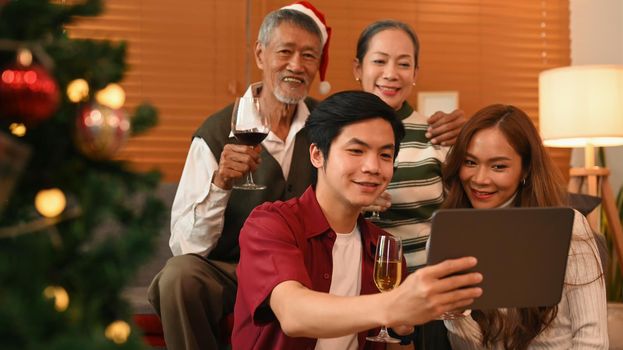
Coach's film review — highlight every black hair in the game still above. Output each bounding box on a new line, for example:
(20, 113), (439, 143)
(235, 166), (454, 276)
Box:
(356, 19), (420, 68)
(305, 90), (405, 167)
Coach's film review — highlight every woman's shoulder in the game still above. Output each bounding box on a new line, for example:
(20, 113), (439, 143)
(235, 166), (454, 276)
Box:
(571, 209), (596, 240)
(565, 209), (604, 284)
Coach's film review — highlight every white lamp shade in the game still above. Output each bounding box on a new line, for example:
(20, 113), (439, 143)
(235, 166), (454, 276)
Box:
(539, 65), (623, 148)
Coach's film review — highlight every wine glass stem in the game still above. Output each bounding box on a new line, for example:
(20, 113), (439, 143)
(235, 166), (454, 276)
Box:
(378, 325), (390, 338)
(247, 171), (255, 185)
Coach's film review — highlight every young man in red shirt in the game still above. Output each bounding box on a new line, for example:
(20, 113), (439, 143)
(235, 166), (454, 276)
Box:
(233, 90), (483, 350)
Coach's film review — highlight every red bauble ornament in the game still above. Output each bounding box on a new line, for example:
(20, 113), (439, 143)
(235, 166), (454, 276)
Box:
(0, 64), (60, 124)
(74, 102), (130, 160)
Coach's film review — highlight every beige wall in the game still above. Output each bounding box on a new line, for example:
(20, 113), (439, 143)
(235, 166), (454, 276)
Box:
(570, 0), (623, 193)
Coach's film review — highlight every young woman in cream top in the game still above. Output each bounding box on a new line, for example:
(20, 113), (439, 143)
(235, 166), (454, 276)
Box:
(441, 104), (608, 349)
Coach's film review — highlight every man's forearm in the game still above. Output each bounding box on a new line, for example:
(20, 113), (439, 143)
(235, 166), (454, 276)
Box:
(270, 280), (390, 338)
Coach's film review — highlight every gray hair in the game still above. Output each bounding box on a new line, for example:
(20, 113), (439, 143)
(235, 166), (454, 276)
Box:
(257, 8), (323, 50)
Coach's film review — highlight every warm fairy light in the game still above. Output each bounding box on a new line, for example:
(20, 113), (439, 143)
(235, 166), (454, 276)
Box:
(9, 123), (26, 137)
(105, 320), (131, 344)
(85, 109), (103, 127)
(43, 286), (69, 312)
(120, 119), (130, 132)
(23, 70), (37, 84)
(34, 188), (67, 218)
(17, 48), (33, 67)
(1, 69), (15, 84)
(95, 83), (125, 109)
(66, 79), (89, 102)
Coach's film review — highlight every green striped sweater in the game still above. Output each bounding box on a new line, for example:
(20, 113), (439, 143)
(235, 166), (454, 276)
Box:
(376, 102), (448, 272)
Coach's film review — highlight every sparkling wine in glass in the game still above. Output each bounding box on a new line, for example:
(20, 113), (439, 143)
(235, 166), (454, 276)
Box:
(366, 235), (403, 343)
(231, 96), (270, 190)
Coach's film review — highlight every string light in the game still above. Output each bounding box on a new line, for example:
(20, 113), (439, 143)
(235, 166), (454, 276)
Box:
(35, 188), (67, 218)
(43, 286), (69, 312)
(17, 48), (33, 67)
(95, 83), (125, 109)
(9, 123), (26, 137)
(105, 320), (131, 344)
(66, 79), (89, 102)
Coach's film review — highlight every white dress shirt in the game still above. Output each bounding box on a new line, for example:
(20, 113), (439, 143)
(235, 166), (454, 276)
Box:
(169, 83), (310, 256)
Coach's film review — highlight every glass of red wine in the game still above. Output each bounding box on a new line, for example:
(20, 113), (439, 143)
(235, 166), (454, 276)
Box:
(231, 96), (270, 190)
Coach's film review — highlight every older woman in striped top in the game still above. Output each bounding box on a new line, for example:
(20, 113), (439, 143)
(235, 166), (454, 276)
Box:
(353, 20), (463, 273)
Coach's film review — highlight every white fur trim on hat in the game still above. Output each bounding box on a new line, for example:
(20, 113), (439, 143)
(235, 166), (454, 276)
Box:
(280, 3), (328, 46)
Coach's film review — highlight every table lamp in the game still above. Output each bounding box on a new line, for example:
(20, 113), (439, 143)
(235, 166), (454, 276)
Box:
(539, 64), (623, 273)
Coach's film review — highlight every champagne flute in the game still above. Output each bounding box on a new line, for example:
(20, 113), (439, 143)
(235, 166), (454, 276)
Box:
(366, 235), (403, 343)
(367, 210), (384, 223)
(366, 191), (390, 224)
(231, 96), (270, 190)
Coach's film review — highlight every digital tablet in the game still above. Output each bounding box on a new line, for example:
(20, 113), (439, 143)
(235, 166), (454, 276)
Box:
(426, 207), (574, 310)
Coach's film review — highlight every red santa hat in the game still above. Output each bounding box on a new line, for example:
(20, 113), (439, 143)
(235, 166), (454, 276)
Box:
(280, 1), (332, 95)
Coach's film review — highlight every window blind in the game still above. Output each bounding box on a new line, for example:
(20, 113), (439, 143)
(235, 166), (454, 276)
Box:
(68, 0), (571, 181)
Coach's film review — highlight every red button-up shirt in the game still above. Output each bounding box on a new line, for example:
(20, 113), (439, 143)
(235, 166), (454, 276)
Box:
(233, 186), (396, 350)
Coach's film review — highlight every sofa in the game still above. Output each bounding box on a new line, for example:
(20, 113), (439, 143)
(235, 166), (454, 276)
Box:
(123, 182), (176, 349)
(123, 181), (234, 349)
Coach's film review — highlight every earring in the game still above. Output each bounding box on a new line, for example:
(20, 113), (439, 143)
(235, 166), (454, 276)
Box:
(412, 82), (416, 86)
(355, 77), (360, 82)
(522, 178), (526, 186)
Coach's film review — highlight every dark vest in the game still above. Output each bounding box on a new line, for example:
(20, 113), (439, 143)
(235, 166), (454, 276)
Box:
(194, 98), (318, 262)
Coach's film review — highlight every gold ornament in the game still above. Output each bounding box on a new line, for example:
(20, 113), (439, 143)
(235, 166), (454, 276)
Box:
(95, 83), (125, 109)
(66, 79), (89, 103)
(74, 102), (130, 160)
(35, 188), (66, 218)
(105, 320), (131, 344)
(43, 285), (69, 312)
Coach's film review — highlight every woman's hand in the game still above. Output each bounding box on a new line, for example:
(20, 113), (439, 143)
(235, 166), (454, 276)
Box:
(426, 109), (466, 146)
(361, 191), (392, 213)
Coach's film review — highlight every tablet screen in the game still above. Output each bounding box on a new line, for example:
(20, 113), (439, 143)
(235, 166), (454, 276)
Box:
(426, 207), (574, 310)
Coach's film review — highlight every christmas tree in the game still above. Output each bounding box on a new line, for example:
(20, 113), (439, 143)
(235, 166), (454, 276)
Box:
(0, 0), (164, 349)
